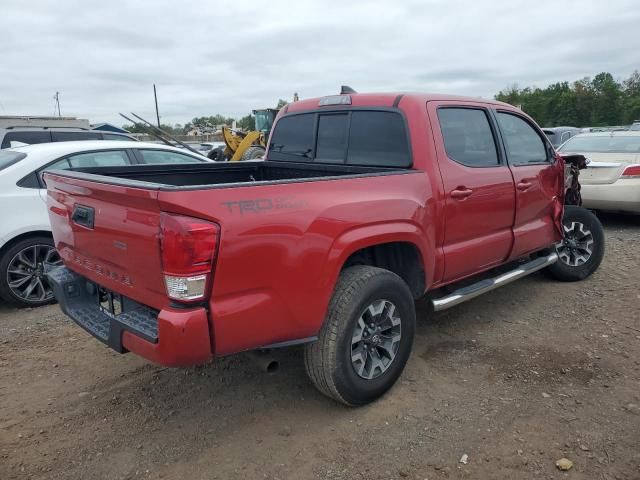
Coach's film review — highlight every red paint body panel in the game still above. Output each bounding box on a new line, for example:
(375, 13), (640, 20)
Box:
(46, 93), (564, 366)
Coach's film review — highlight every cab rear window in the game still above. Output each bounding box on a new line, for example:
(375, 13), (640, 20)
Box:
(268, 110), (410, 167)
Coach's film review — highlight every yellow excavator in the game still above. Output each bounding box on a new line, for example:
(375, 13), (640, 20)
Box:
(208, 108), (279, 162)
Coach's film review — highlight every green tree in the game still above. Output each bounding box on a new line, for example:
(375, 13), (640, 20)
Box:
(237, 114), (255, 131)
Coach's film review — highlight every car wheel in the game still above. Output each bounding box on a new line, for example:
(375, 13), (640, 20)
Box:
(544, 206), (605, 282)
(0, 236), (62, 308)
(304, 266), (415, 406)
(207, 146), (226, 162)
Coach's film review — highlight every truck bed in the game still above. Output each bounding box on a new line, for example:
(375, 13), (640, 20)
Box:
(57, 160), (406, 190)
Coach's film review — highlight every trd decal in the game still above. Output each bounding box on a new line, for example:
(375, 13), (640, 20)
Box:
(222, 196), (307, 214)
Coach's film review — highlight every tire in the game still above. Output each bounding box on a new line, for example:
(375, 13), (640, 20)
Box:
(207, 146), (226, 162)
(0, 236), (62, 308)
(545, 206), (605, 282)
(240, 146), (265, 161)
(304, 266), (416, 406)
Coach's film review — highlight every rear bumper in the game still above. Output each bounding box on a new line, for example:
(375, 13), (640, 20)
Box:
(581, 179), (640, 213)
(47, 266), (213, 367)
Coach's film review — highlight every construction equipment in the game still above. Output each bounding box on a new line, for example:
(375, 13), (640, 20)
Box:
(209, 108), (279, 162)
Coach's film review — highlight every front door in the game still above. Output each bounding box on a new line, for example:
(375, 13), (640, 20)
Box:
(428, 102), (516, 284)
(493, 110), (564, 259)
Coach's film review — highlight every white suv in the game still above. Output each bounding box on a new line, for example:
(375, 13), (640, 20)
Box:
(0, 141), (210, 307)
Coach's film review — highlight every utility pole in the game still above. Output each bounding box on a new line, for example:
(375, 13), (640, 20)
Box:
(153, 84), (160, 127)
(53, 91), (61, 117)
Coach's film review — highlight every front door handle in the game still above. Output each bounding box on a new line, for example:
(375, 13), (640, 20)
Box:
(450, 188), (473, 200)
(517, 181), (532, 191)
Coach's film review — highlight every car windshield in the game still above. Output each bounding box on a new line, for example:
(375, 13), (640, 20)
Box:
(0, 150), (27, 171)
(559, 135), (640, 153)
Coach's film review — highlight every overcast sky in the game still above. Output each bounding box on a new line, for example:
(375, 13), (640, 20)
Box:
(2, 0), (639, 126)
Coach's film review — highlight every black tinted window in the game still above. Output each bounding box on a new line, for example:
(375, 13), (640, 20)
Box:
(437, 108), (499, 167)
(1, 131), (51, 148)
(496, 112), (548, 165)
(51, 131), (101, 142)
(316, 114), (348, 163)
(269, 113), (314, 160)
(347, 111), (410, 166)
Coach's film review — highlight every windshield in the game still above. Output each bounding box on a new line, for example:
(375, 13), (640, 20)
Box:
(254, 111), (275, 133)
(559, 135), (640, 153)
(0, 150), (27, 171)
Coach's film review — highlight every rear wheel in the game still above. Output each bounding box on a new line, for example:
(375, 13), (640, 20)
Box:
(0, 236), (62, 307)
(304, 266), (415, 406)
(545, 206), (604, 281)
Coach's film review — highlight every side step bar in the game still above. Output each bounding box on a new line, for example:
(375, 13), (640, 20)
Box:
(432, 252), (558, 312)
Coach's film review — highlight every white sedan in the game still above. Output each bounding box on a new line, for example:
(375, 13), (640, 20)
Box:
(0, 141), (210, 307)
(558, 132), (640, 214)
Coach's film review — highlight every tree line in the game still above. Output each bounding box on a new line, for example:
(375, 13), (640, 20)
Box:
(495, 71), (640, 127)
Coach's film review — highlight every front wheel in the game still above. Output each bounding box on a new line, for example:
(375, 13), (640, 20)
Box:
(545, 206), (605, 282)
(304, 266), (416, 406)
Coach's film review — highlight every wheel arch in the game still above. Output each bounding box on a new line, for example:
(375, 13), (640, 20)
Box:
(0, 230), (54, 258)
(325, 222), (430, 299)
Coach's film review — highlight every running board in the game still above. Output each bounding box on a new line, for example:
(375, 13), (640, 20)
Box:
(431, 252), (558, 312)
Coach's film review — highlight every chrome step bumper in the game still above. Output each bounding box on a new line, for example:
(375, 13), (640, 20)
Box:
(431, 252), (558, 312)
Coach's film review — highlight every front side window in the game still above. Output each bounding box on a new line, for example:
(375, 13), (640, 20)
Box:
(496, 112), (548, 165)
(138, 149), (205, 164)
(66, 150), (129, 168)
(437, 108), (499, 167)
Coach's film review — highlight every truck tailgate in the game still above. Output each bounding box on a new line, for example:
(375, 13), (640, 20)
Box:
(46, 173), (168, 310)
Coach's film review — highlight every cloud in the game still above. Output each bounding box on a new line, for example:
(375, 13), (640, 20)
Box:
(1, 0), (638, 125)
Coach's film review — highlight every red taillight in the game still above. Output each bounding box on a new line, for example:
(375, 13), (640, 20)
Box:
(159, 212), (220, 301)
(621, 164), (640, 178)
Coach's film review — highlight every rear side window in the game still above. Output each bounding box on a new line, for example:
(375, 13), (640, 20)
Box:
(437, 108), (499, 167)
(1, 131), (52, 148)
(51, 131), (101, 142)
(269, 110), (410, 167)
(0, 150), (27, 171)
(138, 149), (205, 164)
(66, 150), (130, 168)
(496, 112), (548, 165)
(269, 113), (315, 160)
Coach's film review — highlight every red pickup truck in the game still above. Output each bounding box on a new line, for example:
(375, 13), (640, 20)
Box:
(44, 91), (604, 406)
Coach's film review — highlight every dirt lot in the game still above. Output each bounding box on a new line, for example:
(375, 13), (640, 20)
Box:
(1, 213), (639, 480)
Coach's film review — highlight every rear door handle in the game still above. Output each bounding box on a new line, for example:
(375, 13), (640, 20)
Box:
(517, 181), (532, 191)
(450, 188), (473, 200)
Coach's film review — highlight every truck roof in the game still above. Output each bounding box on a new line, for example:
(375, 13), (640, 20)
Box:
(285, 92), (514, 113)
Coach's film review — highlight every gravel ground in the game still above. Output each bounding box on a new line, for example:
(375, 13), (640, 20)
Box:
(1, 213), (639, 480)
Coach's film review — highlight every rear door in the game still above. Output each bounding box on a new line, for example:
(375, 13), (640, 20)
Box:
(494, 110), (564, 259)
(428, 102), (516, 283)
